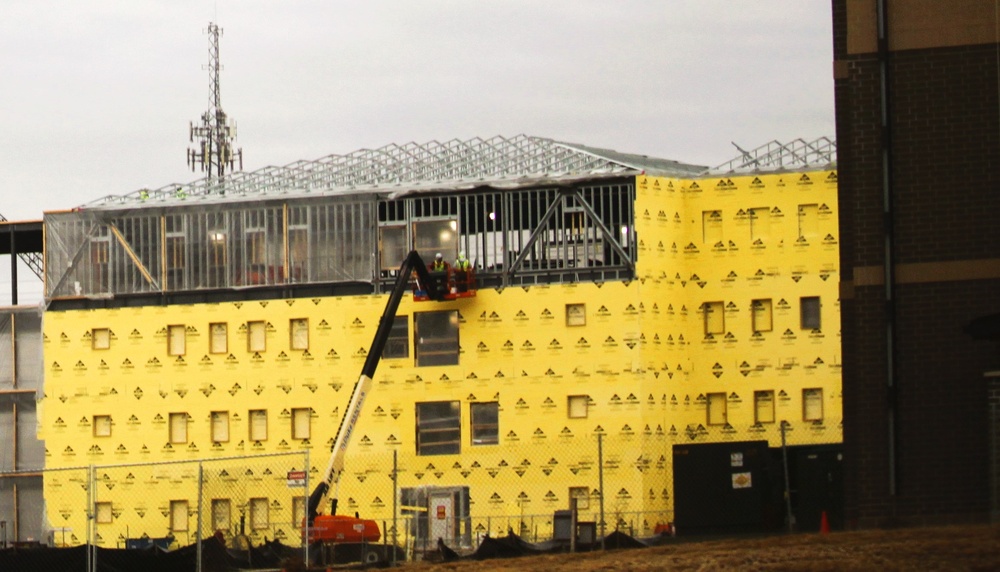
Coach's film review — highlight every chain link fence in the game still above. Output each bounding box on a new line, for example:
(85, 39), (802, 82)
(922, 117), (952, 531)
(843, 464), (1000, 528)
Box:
(1, 417), (841, 570)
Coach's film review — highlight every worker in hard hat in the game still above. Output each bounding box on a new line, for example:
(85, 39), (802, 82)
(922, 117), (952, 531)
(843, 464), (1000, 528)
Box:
(454, 252), (470, 271)
(430, 253), (449, 272)
(454, 252), (472, 293)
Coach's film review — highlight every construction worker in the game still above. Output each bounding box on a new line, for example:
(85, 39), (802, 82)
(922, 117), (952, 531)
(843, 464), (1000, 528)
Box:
(454, 251), (470, 271)
(430, 253), (449, 272)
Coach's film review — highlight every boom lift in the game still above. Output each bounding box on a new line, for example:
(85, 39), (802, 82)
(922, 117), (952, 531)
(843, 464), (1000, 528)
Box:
(305, 251), (452, 561)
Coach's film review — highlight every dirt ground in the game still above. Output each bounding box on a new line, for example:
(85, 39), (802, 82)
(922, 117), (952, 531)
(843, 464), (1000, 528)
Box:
(407, 525), (1000, 571)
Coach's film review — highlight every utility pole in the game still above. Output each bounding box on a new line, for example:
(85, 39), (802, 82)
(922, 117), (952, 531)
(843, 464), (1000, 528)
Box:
(187, 22), (242, 182)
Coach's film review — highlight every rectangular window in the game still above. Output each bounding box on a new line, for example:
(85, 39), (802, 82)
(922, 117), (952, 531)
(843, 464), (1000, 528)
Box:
(167, 324), (186, 356)
(249, 410), (268, 442)
(379, 225), (408, 270)
(798, 203), (819, 239)
(93, 415), (112, 437)
(413, 219), (458, 264)
(749, 207), (771, 242)
(209, 323), (228, 354)
(702, 210), (723, 244)
(170, 500), (189, 532)
(416, 401), (461, 456)
(292, 496), (307, 529)
(800, 296), (821, 330)
(290, 318), (309, 351)
(569, 486), (590, 510)
(211, 499), (231, 533)
(803, 388), (824, 421)
(211, 411), (230, 443)
(383, 315), (409, 359)
(751, 299), (773, 333)
(470, 402), (499, 445)
(169, 412), (187, 444)
(292, 408), (311, 440)
(754, 391), (775, 424)
(703, 301), (725, 335)
(92, 328), (111, 350)
(707, 392), (728, 426)
(249, 497), (269, 530)
(567, 395), (589, 419)
(415, 311), (459, 367)
(248, 321), (266, 352)
(566, 303), (586, 327)
(95, 501), (113, 524)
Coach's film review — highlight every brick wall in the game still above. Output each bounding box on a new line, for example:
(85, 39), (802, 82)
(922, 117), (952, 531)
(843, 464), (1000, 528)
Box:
(834, 0), (1000, 527)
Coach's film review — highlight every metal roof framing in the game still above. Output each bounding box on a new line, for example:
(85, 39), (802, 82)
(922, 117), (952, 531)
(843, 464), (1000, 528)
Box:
(709, 137), (837, 174)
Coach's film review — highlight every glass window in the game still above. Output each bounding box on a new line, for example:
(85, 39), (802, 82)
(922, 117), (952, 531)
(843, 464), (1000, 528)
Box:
(707, 392), (727, 426)
(416, 401), (461, 456)
(566, 303), (586, 327)
(170, 500), (189, 532)
(250, 497), (269, 530)
(211, 411), (229, 443)
(248, 321), (266, 352)
(801, 297), (821, 330)
(703, 301), (725, 335)
(568, 395), (589, 419)
(249, 410), (268, 442)
(209, 323), (228, 354)
(290, 318), (309, 351)
(803, 388), (824, 421)
(95, 502), (113, 524)
(415, 311), (459, 367)
(167, 324), (186, 356)
(292, 408), (311, 440)
(751, 299), (773, 333)
(754, 391), (775, 424)
(92, 328), (111, 350)
(413, 219), (458, 264)
(211, 499), (231, 533)
(383, 315), (409, 359)
(470, 402), (499, 445)
(379, 225), (408, 270)
(93, 415), (112, 437)
(169, 412), (187, 444)
(569, 486), (590, 510)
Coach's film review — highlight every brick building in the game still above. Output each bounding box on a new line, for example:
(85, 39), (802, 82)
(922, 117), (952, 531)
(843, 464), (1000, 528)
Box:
(833, 0), (1000, 526)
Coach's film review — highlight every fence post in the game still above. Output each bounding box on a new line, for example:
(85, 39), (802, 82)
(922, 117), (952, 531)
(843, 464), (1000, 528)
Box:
(781, 421), (795, 533)
(88, 464), (96, 572)
(304, 449), (310, 567)
(196, 462), (204, 572)
(392, 449), (398, 565)
(598, 432), (605, 550)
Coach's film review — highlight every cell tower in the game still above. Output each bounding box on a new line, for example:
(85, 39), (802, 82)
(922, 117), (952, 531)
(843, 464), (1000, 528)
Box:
(187, 22), (242, 180)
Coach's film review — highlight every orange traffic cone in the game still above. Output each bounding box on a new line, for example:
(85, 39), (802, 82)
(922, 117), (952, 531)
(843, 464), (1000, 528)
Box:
(819, 511), (830, 535)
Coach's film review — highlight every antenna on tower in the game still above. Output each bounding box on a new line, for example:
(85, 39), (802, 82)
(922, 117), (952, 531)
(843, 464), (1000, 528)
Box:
(187, 22), (243, 183)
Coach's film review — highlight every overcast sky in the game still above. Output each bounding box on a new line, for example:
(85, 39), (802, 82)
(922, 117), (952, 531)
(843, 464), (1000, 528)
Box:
(0, 0), (834, 224)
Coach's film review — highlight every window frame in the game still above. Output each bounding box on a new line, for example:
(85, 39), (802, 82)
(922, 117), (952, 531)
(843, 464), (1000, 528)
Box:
(91, 328), (111, 350)
(751, 298), (773, 333)
(170, 500), (189, 532)
(800, 296), (821, 330)
(567, 395), (589, 419)
(414, 310), (459, 367)
(93, 414), (112, 438)
(290, 318), (309, 351)
(210, 410), (230, 443)
(247, 320), (267, 352)
(211, 498), (231, 533)
(209, 322), (228, 354)
(249, 497), (269, 530)
(416, 401), (461, 456)
(703, 301), (725, 335)
(569, 486), (590, 510)
(95, 501), (113, 524)
(803, 388), (824, 421)
(470, 402), (499, 446)
(706, 392), (728, 426)
(249, 409), (268, 442)
(167, 324), (186, 356)
(291, 408), (311, 440)
(383, 315), (410, 359)
(169, 412), (188, 444)
(754, 390), (776, 424)
(565, 303), (586, 327)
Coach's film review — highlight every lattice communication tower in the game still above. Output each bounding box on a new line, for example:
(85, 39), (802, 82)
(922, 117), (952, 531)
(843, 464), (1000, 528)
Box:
(187, 22), (242, 180)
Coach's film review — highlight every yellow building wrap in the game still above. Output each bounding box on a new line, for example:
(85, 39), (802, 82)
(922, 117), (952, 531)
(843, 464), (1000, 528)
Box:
(39, 170), (841, 545)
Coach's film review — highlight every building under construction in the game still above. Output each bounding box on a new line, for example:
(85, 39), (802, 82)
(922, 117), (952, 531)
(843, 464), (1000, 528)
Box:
(26, 134), (843, 548)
